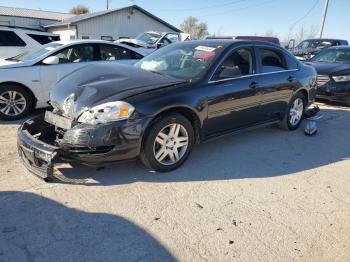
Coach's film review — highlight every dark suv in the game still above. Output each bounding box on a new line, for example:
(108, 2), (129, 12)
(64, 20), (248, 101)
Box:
(289, 38), (349, 60)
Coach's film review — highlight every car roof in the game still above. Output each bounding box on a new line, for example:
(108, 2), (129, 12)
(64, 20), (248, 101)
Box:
(304, 38), (347, 41)
(0, 26), (57, 36)
(185, 39), (280, 48)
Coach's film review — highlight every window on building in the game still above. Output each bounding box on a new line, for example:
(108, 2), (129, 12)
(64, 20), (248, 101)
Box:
(101, 36), (114, 41)
(81, 35), (90, 40)
(0, 30), (26, 46)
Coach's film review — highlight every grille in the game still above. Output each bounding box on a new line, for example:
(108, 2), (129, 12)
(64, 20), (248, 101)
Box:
(317, 75), (330, 87)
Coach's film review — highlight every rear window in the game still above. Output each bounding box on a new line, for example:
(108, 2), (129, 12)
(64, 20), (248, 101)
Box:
(0, 30), (26, 47)
(27, 34), (60, 45)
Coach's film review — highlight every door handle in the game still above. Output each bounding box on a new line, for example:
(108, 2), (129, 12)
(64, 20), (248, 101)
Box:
(288, 76), (296, 82)
(249, 81), (258, 89)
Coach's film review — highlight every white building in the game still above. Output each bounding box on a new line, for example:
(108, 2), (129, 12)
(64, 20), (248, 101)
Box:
(0, 6), (74, 30)
(45, 5), (181, 41)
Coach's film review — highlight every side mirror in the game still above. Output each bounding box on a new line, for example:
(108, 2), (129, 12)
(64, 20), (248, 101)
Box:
(42, 56), (59, 65)
(218, 67), (242, 79)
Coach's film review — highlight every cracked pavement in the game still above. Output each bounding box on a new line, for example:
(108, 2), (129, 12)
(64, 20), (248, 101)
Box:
(0, 103), (350, 262)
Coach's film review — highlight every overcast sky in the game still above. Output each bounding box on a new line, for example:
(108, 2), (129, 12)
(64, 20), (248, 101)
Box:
(1, 0), (349, 41)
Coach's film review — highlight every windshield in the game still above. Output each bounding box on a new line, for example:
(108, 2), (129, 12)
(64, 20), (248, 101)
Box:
(297, 39), (337, 50)
(7, 42), (63, 62)
(311, 49), (350, 64)
(134, 42), (225, 80)
(136, 32), (162, 45)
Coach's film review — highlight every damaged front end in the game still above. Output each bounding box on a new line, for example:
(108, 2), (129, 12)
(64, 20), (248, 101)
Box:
(18, 112), (148, 181)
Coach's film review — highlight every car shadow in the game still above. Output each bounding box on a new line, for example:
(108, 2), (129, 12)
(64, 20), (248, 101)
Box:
(52, 107), (350, 186)
(0, 191), (176, 262)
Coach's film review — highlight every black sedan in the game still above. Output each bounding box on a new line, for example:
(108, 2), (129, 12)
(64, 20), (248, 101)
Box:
(307, 46), (350, 105)
(17, 40), (317, 180)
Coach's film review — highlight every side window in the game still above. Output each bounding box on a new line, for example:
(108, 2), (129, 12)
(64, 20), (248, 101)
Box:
(158, 37), (172, 47)
(166, 34), (180, 43)
(55, 45), (94, 63)
(0, 30), (26, 47)
(259, 48), (287, 73)
(213, 48), (254, 80)
(100, 45), (136, 60)
(27, 34), (59, 45)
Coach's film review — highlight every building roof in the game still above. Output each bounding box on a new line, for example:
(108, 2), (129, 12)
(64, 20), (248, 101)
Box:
(45, 5), (181, 32)
(0, 6), (75, 21)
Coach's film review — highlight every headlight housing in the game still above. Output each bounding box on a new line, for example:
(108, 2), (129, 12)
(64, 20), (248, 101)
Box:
(78, 101), (135, 125)
(332, 75), (350, 82)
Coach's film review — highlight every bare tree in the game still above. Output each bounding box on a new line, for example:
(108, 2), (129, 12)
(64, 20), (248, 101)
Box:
(69, 5), (90, 15)
(282, 24), (318, 46)
(180, 17), (209, 40)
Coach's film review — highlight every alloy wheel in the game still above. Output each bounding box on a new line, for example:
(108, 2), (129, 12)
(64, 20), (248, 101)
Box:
(0, 91), (27, 116)
(153, 123), (189, 166)
(289, 98), (304, 126)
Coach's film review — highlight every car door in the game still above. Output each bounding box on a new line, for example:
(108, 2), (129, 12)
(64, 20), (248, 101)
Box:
(39, 43), (97, 102)
(98, 44), (143, 65)
(255, 46), (299, 122)
(206, 46), (263, 135)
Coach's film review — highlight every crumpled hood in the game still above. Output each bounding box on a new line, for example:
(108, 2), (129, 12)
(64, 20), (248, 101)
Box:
(0, 59), (32, 69)
(50, 62), (184, 118)
(307, 62), (350, 76)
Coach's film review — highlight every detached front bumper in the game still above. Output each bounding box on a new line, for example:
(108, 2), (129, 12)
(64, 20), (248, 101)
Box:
(17, 114), (150, 180)
(17, 116), (60, 180)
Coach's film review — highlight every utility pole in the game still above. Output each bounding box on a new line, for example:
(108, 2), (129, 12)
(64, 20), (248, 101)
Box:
(319, 0), (330, 38)
(107, 0), (110, 10)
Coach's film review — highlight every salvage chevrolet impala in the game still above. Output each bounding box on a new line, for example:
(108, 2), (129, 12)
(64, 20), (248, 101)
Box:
(17, 40), (317, 180)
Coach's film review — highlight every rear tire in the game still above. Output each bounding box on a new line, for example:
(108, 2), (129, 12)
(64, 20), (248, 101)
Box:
(0, 84), (34, 121)
(140, 113), (194, 172)
(279, 92), (306, 131)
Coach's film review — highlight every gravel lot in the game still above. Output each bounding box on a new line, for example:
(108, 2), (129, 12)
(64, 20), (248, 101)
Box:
(0, 102), (349, 262)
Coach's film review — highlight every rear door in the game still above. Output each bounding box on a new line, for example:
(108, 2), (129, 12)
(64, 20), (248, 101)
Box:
(206, 46), (263, 135)
(255, 46), (299, 122)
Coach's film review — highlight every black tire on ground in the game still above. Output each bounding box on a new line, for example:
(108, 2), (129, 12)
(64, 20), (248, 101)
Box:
(0, 84), (34, 121)
(279, 92), (306, 131)
(140, 113), (194, 172)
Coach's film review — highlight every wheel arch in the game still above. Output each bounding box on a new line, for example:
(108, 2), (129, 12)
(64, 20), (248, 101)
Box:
(140, 106), (202, 152)
(0, 81), (37, 107)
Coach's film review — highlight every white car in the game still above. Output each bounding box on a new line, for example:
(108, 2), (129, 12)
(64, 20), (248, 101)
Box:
(0, 27), (60, 59)
(116, 31), (191, 54)
(0, 40), (147, 120)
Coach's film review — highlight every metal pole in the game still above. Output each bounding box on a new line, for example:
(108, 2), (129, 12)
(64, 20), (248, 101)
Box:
(107, 0), (109, 10)
(319, 0), (330, 38)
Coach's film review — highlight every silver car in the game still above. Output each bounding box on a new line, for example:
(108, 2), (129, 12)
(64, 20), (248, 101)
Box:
(0, 40), (147, 120)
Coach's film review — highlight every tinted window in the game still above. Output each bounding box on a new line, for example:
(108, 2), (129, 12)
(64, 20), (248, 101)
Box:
(259, 48), (287, 73)
(213, 48), (254, 80)
(55, 45), (94, 63)
(0, 30), (26, 46)
(27, 34), (60, 45)
(100, 44), (140, 60)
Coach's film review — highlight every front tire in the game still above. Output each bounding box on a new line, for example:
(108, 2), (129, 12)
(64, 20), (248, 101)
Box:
(140, 113), (194, 172)
(279, 92), (306, 131)
(0, 84), (34, 121)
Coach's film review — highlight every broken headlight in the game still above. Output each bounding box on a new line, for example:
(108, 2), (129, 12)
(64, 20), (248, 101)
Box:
(78, 101), (135, 125)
